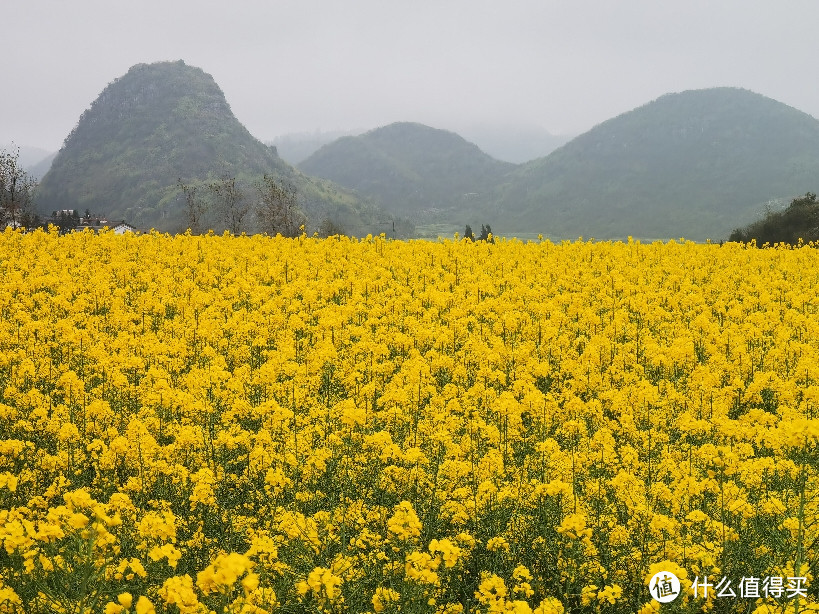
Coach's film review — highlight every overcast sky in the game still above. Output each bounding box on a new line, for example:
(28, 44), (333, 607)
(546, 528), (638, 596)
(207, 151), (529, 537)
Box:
(5, 0), (819, 152)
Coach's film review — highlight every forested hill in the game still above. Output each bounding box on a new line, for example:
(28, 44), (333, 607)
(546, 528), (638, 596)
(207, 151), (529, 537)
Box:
(299, 122), (515, 219)
(36, 61), (382, 233)
(488, 87), (819, 240)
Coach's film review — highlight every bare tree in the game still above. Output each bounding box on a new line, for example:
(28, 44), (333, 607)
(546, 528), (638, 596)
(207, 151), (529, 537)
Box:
(209, 175), (249, 235)
(0, 146), (38, 229)
(177, 178), (208, 234)
(255, 174), (304, 237)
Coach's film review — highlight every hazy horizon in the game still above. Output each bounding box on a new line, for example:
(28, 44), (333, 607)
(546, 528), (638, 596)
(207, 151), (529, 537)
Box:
(5, 1), (819, 153)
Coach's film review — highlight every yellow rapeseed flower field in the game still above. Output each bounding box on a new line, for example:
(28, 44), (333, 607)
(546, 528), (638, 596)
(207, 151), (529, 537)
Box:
(0, 227), (817, 613)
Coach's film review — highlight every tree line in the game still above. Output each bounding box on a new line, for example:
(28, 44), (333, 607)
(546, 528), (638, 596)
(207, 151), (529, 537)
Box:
(0, 143), (310, 237)
(177, 174), (309, 237)
(1, 145), (408, 238)
(729, 192), (819, 245)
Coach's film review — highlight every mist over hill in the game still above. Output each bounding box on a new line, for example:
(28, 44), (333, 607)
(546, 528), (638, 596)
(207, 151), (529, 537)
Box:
(270, 130), (361, 165)
(275, 123), (570, 166)
(27, 152), (57, 181)
(488, 87), (819, 240)
(456, 122), (572, 164)
(36, 61), (385, 233)
(293, 89), (819, 240)
(0, 144), (55, 180)
(299, 122), (515, 225)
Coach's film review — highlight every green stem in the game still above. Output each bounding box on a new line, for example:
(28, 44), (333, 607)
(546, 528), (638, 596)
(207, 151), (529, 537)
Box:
(792, 456), (807, 614)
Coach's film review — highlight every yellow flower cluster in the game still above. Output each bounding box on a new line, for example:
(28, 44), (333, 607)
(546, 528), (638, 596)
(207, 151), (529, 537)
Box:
(296, 566), (343, 607)
(0, 228), (817, 613)
(372, 586), (400, 612)
(388, 500), (423, 541)
(104, 593), (156, 614)
(197, 552), (256, 595)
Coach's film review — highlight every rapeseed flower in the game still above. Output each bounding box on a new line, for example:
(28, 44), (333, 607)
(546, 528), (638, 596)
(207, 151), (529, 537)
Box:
(1, 230), (818, 612)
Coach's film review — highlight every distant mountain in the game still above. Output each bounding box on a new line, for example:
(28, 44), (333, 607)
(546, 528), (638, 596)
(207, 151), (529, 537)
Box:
(270, 130), (361, 165)
(456, 123), (572, 164)
(0, 145), (55, 180)
(299, 122), (515, 222)
(489, 88), (819, 240)
(37, 61), (383, 233)
(273, 123), (569, 167)
(28, 152), (57, 181)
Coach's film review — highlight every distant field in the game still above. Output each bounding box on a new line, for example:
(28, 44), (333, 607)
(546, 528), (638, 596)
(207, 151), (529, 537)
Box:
(0, 229), (816, 613)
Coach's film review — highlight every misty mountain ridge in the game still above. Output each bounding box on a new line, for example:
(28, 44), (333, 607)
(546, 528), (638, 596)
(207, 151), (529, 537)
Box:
(455, 122), (572, 164)
(295, 88), (819, 239)
(298, 122), (515, 224)
(269, 129), (362, 165)
(296, 87), (819, 240)
(26, 70), (819, 240)
(271, 123), (570, 165)
(487, 87), (819, 239)
(1, 144), (56, 180)
(28, 152), (57, 181)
